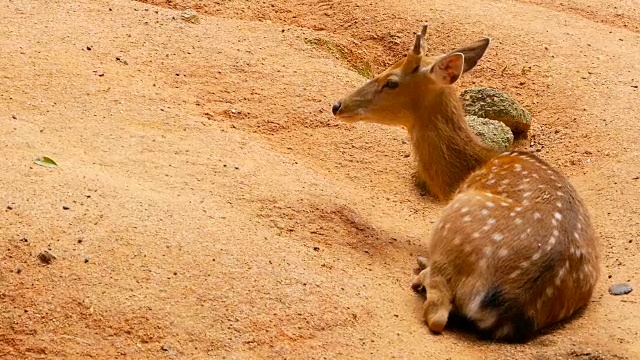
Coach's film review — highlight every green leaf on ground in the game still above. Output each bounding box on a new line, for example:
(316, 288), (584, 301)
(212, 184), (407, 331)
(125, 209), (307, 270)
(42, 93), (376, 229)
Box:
(34, 156), (58, 167)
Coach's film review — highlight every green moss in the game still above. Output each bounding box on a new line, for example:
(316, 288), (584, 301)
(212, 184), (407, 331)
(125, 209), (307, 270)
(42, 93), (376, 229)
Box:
(461, 88), (532, 135)
(304, 37), (374, 79)
(466, 115), (514, 152)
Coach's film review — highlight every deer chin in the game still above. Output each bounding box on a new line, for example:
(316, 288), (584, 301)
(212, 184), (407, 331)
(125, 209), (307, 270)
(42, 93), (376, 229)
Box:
(334, 110), (369, 123)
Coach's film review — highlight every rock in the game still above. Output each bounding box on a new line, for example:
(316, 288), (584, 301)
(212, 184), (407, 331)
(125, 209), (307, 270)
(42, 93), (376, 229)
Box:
(609, 283), (633, 296)
(15, 264), (23, 274)
(161, 343), (177, 356)
(37, 250), (57, 265)
(180, 9), (200, 24)
(461, 87), (532, 135)
(466, 115), (514, 152)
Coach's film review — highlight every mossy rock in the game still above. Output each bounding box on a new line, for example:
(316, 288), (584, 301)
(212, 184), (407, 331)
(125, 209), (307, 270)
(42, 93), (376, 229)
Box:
(466, 115), (514, 152)
(461, 88), (532, 135)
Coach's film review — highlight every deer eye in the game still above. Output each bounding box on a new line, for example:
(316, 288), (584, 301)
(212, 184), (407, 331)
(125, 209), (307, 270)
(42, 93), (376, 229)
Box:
(383, 79), (399, 90)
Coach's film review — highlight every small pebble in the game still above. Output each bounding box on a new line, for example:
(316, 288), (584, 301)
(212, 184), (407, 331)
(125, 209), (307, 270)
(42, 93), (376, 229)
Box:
(84, 256), (90, 263)
(86, 46), (92, 51)
(20, 237), (28, 243)
(313, 246), (320, 251)
(62, 205), (70, 210)
(11, 114), (17, 120)
(15, 264), (23, 274)
(37, 250), (57, 265)
(7, 205), (13, 210)
(77, 236), (84, 244)
(609, 283), (633, 296)
(180, 9), (200, 24)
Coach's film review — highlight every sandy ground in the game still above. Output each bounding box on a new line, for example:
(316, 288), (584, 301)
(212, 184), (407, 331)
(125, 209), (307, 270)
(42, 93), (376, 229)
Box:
(1, 0), (639, 359)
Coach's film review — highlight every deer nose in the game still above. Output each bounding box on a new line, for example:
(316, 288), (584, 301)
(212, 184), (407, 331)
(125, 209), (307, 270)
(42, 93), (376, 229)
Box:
(332, 102), (342, 116)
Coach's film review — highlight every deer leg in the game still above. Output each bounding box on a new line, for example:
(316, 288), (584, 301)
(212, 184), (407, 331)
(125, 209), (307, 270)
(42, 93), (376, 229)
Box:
(411, 266), (430, 294)
(422, 276), (452, 333)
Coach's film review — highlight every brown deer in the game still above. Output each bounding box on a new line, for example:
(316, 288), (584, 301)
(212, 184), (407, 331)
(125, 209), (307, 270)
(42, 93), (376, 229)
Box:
(331, 24), (599, 342)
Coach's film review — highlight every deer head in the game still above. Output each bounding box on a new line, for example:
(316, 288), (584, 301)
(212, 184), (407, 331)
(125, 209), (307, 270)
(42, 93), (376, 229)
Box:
(332, 24), (491, 131)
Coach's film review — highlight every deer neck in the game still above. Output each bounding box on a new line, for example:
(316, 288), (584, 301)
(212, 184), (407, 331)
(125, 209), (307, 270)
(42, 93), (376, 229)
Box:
(409, 86), (499, 201)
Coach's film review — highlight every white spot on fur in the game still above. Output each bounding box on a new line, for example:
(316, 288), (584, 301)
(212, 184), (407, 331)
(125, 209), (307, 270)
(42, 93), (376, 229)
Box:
(481, 209), (490, 216)
(574, 231), (580, 240)
(483, 247), (493, 256)
(554, 212), (562, 221)
(532, 251), (541, 261)
(476, 313), (498, 329)
(486, 202), (495, 208)
(553, 229), (559, 237)
(509, 270), (520, 279)
(461, 207), (470, 213)
(552, 219), (558, 226)
(556, 201), (563, 208)
(515, 207), (523, 212)
(453, 237), (462, 245)
(514, 218), (523, 225)
(472, 232), (480, 238)
(501, 179), (510, 185)
(520, 261), (530, 268)
(492, 233), (504, 242)
(523, 199), (530, 206)
(498, 248), (509, 257)
(559, 308), (567, 320)
(522, 178), (531, 183)
(486, 179), (496, 185)
(545, 287), (554, 297)
(463, 215), (472, 222)
(523, 192), (531, 198)
(500, 202), (509, 207)
(514, 164), (522, 171)
(534, 212), (541, 220)
(494, 324), (514, 339)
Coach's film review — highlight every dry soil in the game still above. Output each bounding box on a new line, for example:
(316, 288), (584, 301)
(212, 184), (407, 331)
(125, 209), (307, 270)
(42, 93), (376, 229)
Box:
(1, 0), (639, 359)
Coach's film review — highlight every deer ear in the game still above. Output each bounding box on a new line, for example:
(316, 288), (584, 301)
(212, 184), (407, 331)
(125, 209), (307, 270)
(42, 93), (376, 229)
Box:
(429, 53), (464, 85)
(449, 37), (491, 74)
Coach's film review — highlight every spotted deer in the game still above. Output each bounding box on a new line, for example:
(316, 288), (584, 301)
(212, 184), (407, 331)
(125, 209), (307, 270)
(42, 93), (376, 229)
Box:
(331, 24), (599, 342)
